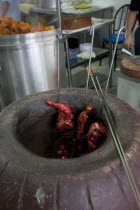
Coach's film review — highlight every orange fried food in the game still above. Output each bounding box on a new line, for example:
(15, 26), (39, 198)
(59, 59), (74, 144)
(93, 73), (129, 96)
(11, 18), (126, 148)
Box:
(36, 22), (54, 32)
(0, 17), (54, 35)
(0, 28), (11, 35)
(37, 22), (45, 32)
(45, 26), (54, 31)
(11, 22), (20, 33)
(0, 17), (13, 26)
(0, 17), (13, 22)
(18, 21), (32, 33)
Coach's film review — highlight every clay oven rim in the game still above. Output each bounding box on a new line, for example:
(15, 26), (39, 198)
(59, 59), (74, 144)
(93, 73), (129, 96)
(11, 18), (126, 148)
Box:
(0, 89), (137, 175)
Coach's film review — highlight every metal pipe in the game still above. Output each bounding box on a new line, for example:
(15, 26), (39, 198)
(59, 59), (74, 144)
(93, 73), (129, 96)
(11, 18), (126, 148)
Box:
(56, 0), (62, 39)
(100, 26), (126, 116)
(57, 37), (60, 102)
(105, 26), (126, 94)
(108, 23), (113, 87)
(85, 22), (95, 105)
(65, 39), (72, 88)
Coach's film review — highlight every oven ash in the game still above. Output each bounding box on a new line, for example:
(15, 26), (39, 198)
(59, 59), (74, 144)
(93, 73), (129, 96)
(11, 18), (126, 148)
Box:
(46, 100), (107, 159)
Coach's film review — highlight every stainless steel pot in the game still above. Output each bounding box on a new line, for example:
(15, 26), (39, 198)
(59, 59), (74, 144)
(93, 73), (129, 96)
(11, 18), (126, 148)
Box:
(39, 0), (56, 9)
(0, 30), (67, 107)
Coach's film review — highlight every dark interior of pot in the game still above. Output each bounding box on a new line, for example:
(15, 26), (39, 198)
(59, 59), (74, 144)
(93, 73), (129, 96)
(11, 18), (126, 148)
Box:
(15, 92), (109, 159)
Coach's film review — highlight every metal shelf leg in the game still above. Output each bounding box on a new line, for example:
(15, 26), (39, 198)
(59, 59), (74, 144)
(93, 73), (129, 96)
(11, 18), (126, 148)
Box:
(65, 38), (72, 88)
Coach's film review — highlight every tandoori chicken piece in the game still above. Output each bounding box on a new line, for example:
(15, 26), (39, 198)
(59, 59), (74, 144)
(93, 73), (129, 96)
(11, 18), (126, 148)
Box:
(77, 106), (92, 140)
(46, 100), (107, 158)
(46, 100), (74, 132)
(87, 122), (107, 152)
(55, 142), (71, 159)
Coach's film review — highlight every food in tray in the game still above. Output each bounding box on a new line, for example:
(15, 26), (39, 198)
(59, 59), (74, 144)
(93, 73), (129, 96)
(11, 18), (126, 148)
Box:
(75, 3), (92, 9)
(0, 17), (54, 35)
(77, 51), (96, 59)
(46, 100), (107, 159)
(61, 15), (91, 30)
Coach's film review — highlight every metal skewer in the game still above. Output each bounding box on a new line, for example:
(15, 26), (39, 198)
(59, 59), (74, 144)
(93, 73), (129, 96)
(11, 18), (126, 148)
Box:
(85, 21), (95, 105)
(57, 36), (60, 102)
(86, 24), (140, 206)
(90, 70), (140, 208)
(56, 0), (63, 40)
(56, 0), (63, 102)
(99, 26), (126, 116)
(55, 3), (140, 204)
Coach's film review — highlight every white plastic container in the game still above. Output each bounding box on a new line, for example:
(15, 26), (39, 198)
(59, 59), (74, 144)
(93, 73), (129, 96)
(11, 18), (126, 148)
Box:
(80, 43), (93, 52)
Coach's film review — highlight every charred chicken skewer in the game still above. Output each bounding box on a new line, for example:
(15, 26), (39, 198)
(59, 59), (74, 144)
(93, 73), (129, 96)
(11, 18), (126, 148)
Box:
(87, 122), (107, 152)
(46, 100), (74, 132)
(77, 106), (92, 140)
(55, 141), (71, 159)
(46, 100), (107, 159)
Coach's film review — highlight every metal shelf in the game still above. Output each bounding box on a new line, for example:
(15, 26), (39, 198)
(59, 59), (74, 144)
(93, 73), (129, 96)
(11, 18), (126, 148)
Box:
(31, 6), (113, 19)
(30, 7), (57, 15)
(67, 47), (109, 70)
(62, 18), (113, 39)
(31, 4), (113, 88)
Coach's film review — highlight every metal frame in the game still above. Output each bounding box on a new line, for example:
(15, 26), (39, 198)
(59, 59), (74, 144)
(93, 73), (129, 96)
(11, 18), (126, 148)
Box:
(31, 1), (140, 207)
(64, 20), (113, 88)
(86, 25), (140, 208)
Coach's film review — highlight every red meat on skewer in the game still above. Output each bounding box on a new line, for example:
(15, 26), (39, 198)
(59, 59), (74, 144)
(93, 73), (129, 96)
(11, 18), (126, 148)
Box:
(55, 142), (71, 159)
(46, 100), (74, 131)
(87, 122), (107, 152)
(46, 100), (108, 158)
(77, 106), (92, 140)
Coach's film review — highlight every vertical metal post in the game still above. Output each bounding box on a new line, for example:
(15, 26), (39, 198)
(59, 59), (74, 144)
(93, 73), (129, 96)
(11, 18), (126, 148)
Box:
(56, 0), (62, 102)
(56, 0), (71, 91)
(108, 23), (113, 88)
(105, 26), (126, 94)
(65, 38), (72, 88)
(100, 26), (126, 116)
(85, 23), (95, 105)
(83, 33), (86, 43)
(56, 0), (62, 39)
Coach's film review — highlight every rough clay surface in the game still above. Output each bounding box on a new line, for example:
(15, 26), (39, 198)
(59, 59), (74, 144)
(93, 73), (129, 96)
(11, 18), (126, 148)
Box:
(0, 88), (140, 210)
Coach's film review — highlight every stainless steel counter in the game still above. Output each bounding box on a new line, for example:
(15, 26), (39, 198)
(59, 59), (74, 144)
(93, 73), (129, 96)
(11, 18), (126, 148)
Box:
(64, 18), (113, 87)
(30, 5), (114, 88)
(31, 5), (113, 19)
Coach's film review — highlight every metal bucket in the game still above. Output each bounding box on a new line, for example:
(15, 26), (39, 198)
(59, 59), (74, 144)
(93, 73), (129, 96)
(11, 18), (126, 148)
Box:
(0, 30), (67, 107)
(39, 0), (56, 9)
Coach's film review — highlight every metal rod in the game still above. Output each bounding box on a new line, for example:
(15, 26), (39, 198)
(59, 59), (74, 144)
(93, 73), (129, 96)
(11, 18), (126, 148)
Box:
(105, 26), (126, 94)
(100, 26), (126, 116)
(56, 0), (66, 101)
(57, 37), (60, 102)
(90, 73), (140, 208)
(56, 0), (62, 102)
(108, 23), (113, 88)
(65, 39), (72, 88)
(85, 22), (95, 105)
(56, 0), (62, 39)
